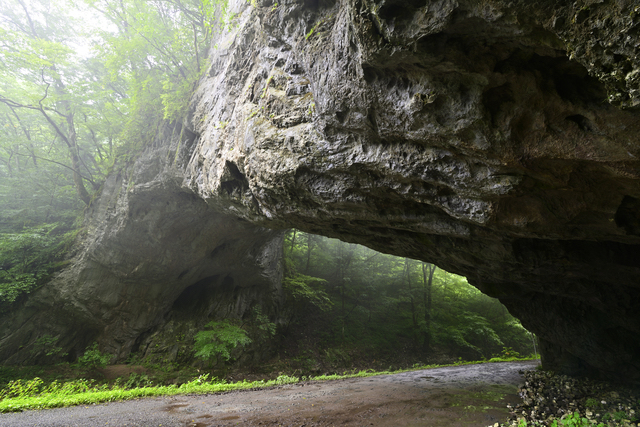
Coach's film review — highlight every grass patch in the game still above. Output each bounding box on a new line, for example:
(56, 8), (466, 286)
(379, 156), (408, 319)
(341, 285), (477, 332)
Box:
(0, 373), (298, 413)
(0, 357), (539, 413)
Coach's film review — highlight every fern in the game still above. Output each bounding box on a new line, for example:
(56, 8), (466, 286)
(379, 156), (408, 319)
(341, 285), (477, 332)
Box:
(193, 320), (251, 362)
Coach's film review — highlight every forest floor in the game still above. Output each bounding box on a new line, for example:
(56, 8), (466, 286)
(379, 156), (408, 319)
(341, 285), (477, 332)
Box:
(0, 360), (538, 427)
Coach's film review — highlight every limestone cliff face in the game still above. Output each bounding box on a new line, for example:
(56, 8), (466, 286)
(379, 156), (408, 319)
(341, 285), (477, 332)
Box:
(1, 0), (638, 382)
(0, 124), (283, 365)
(186, 0), (640, 381)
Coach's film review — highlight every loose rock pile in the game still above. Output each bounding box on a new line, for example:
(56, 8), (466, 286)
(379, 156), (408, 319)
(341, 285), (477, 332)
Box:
(493, 370), (640, 426)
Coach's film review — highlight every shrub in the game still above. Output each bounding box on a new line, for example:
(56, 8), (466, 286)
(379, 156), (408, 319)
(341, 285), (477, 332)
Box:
(77, 343), (112, 369)
(193, 320), (252, 363)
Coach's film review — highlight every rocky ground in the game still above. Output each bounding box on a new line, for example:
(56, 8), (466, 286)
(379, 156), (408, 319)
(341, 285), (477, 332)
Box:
(497, 370), (640, 427)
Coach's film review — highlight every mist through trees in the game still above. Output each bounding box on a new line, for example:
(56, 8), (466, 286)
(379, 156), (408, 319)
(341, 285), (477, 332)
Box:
(0, 0), (219, 308)
(283, 230), (535, 367)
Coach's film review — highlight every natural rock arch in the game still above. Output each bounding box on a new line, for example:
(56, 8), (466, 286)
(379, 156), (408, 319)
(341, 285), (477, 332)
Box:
(1, 0), (639, 384)
(185, 0), (640, 382)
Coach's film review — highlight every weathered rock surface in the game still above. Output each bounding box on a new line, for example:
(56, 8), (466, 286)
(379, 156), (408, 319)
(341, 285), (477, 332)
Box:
(0, 124), (283, 365)
(2, 0), (638, 384)
(185, 0), (640, 382)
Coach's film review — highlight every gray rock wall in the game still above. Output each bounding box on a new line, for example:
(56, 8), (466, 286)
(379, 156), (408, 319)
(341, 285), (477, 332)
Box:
(186, 0), (640, 382)
(0, 123), (284, 365)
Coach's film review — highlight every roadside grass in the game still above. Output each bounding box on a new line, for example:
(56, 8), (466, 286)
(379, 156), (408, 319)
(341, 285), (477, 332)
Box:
(0, 356), (538, 413)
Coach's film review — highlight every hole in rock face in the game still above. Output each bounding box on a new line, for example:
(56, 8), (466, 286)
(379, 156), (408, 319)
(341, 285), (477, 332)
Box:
(565, 114), (596, 133)
(221, 180), (240, 196)
(482, 83), (515, 126)
(335, 110), (348, 123)
(172, 275), (221, 311)
(225, 161), (246, 181)
(130, 274), (226, 355)
(615, 196), (640, 236)
(376, 0), (424, 28)
(221, 161), (249, 196)
(574, 8), (590, 25)
(613, 54), (626, 64)
(554, 72), (606, 105)
(363, 66), (376, 84)
(493, 52), (607, 106)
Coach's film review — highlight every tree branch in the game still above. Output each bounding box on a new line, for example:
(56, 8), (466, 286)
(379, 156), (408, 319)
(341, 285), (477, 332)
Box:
(12, 151), (96, 186)
(16, 0), (39, 39)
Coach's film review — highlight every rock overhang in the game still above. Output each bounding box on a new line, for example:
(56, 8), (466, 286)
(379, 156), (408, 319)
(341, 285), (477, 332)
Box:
(185, 0), (640, 382)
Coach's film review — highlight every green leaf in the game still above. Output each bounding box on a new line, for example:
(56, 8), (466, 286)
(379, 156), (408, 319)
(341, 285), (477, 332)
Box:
(193, 320), (252, 362)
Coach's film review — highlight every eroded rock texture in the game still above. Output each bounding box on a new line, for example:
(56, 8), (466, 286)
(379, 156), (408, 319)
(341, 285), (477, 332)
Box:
(186, 0), (640, 381)
(0, 124), (283, 365)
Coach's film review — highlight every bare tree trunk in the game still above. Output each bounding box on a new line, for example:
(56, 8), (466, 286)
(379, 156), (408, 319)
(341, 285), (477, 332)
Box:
(304, 233), (314, 273)
(334, 242), (357, 341)
(422, 262), (435, 354)
(404, 258), (418, 346)
(65, 113), (91, 205)
(288, 229), (297, 255)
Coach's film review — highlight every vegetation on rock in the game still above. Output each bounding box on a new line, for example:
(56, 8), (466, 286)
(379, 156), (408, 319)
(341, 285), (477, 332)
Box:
(193, 320), (252, 364)
(491, 370), (640, 427)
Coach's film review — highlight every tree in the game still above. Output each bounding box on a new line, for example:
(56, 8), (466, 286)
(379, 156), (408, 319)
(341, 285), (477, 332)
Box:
(1, 0), (222, 214)
(87, 0), (218, 133)
(0, 223), (74, 310)
(0, 0), (224, 307)
(421, 262), (435, 353)
(0, 0), (124, 206)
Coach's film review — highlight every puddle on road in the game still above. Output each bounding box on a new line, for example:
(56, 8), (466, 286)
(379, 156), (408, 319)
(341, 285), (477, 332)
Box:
(162, 403), (189, 412)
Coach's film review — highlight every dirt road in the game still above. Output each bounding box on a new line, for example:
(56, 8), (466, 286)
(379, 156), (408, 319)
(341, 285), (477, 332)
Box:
(0, 360), (538, 427)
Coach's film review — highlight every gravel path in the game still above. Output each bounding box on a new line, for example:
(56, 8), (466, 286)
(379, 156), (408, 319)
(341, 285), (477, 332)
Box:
(0, 360), (539, 427)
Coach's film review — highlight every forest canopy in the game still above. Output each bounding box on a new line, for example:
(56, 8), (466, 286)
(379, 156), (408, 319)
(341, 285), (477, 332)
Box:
(0, 0), (220, 306)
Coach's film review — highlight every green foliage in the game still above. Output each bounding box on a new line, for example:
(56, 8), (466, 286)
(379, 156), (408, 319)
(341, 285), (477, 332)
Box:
(282, 230), (536, 364)
(498, 347), (522, 359)
(193, 320), (252, 362)
(113, 373), (154, 389)
(0, 377), (45, 400)
(283, 269), (332, 312)
(323, 348), (351, 367)
(516, 411), (607, 427)
(273, 374), (299, 385)
(602, 410), (633, 422)
(584, 398), (599, 408)
(0, 361), (545, 413)
(30, 335), (67, 358)
(0, 0), (235, 305)
(553, 412), (605, 427)
(0, 370), (297, 412)
(0, 224), (74, 308)
(0, 0), (130, 207)
(89, 0), (231, 142)
(77, 343), (112, 370)
(250, 305), (276, 340)
(201, 0), (231, 33)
